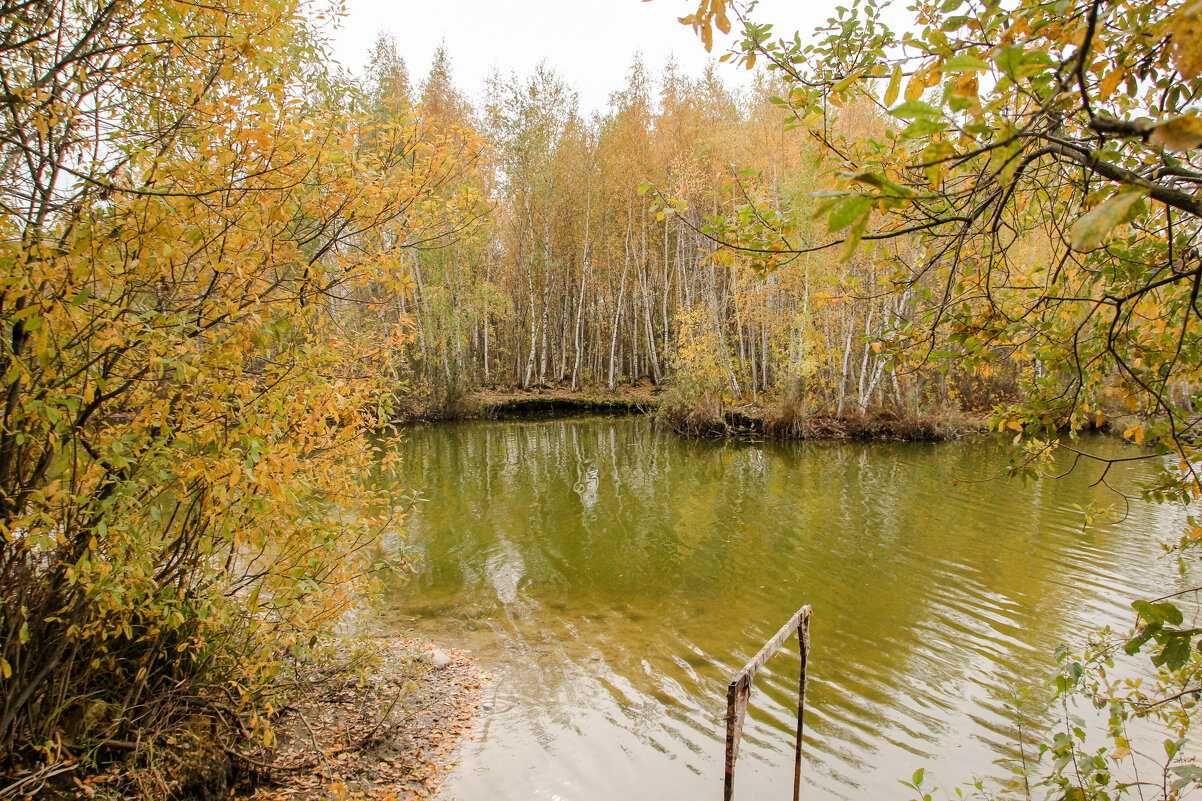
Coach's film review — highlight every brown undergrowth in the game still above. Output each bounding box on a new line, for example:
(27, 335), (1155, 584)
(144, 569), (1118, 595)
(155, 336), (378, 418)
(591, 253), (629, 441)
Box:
(660, 397), (984, 441)
(760, 407), (983, 440)
(391, 383), (1137, 444)
(393, 382), (985, 441)
(25, 639), (487, 801)
(236, 638), (488, 801)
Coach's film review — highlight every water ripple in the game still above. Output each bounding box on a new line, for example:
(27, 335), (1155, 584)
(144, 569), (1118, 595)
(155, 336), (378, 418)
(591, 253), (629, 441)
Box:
(370, 419), (1190, 801)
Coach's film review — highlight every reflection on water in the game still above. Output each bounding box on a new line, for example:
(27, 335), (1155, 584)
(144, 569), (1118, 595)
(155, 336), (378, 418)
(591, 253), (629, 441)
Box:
(369, 416), (1188, 800)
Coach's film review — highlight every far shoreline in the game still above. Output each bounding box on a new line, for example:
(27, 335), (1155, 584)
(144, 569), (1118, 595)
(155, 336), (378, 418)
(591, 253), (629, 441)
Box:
(385, 384), (1137, 443)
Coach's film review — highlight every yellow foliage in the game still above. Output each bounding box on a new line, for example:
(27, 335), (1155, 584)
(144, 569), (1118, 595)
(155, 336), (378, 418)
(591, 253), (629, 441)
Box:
(669, 306), (734, 402)
(0, 0), (480, 760)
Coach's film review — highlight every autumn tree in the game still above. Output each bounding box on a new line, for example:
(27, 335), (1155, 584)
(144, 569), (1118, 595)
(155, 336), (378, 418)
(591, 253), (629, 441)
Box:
(487, 64), (583, 388)
(353, 39), (489, 411)
(0, 0), (477, 788)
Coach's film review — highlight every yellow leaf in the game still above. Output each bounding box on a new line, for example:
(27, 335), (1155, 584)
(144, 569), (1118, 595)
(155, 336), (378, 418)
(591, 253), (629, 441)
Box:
(951, 73), (979, 113)
(832, 69), (863, 93)
(1123, 425), (1146, 445)
(1148, 112), (1202, 152)
(1098, 68), (1125, 101)
(904, 71), (927, 101)
(1171, 1), (1202, 79)
(713, 0), (731, 34)
(921, 140), (956, 188)
(1069, 186), (1149, 251)
(1111, 736), (1131, 760)
(884, 65), (902, 106)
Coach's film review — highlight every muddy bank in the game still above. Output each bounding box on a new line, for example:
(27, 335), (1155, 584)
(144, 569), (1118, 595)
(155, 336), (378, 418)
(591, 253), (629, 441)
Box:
(44, 638), (487, 801)
(391, 386), (1150, 444)
(470, 388), (984, 441)
(236, 638), (488, 801)
(395, 385), (982, 440)
(473, 387), (656, 419)
(674, 405), (987, 441)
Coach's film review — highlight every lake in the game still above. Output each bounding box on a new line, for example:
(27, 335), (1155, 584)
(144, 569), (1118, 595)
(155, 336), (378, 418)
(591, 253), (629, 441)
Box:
(370, 415), (1189, 800)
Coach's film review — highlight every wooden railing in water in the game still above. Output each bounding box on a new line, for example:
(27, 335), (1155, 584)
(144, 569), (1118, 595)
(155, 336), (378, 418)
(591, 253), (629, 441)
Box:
(723, 605), (812, 801)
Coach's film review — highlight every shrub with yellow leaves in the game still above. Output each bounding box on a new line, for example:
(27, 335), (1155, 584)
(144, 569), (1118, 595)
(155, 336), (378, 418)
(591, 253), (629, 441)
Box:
(0, 0), (479, 788)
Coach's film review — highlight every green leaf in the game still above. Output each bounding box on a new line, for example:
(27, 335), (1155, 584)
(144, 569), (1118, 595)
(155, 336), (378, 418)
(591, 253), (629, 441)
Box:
(840, 211), (870, 262)
(1170, 765), (1202, 784)
(947, 93), (975, 113)
(1158, 636), (1192, 671)
(847, 171), (888, 189)
(994, 46), (1024, 78)
(942, 53), (989, 73)
(845, 172), (913, 198)
(1156, 601), (1184, 626)
(811, 195), (844, 220)
(902, 118), (949, 139)
(889, 99), (942, 120)
(1133, 599), (1162, 624)
(1124, 627), (1155, 655)
(828, 195), (874, 232)
(1069, 187), (1150, 252)
(986, 123), (1023, 185)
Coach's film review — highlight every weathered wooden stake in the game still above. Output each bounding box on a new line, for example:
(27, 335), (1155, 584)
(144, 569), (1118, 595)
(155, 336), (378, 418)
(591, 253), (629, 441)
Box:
(723, 605), (811, 801)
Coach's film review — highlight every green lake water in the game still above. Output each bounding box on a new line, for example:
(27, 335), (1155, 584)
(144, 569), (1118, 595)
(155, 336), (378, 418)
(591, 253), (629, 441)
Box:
(369, 415), (1190, 800)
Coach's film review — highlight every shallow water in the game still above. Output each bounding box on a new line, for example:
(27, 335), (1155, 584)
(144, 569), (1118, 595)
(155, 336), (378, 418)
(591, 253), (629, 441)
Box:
(369, 416), (1189, 800)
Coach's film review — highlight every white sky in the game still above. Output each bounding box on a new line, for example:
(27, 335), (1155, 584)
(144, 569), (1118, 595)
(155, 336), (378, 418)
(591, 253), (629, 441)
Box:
(322, 0), (861, 115)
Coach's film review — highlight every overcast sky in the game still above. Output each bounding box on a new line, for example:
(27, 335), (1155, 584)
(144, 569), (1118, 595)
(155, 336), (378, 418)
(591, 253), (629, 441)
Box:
(321, 0), (859, 115)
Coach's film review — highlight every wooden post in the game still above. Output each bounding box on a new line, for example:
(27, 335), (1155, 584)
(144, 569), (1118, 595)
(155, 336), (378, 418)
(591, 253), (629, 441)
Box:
(793, 614), (811, 801)
(722, 605), (811, 801)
